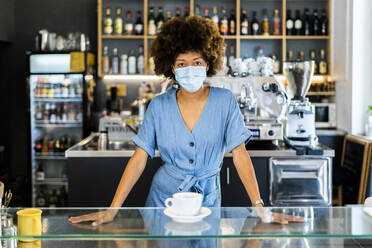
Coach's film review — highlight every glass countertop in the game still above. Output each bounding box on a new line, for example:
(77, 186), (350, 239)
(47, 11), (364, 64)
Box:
(1, 206), (372, 240)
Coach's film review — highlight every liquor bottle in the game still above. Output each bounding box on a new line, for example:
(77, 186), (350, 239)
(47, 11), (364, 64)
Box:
(228, 45), (235, 68)
(294, 10), (302, 35)
(175, 8), (181, 17)
(111, 48), (119, 74)
(54, 136), (60, 153)
(273, 9), (281, 35)
(241, 8), (249, 35)
(319, 49), (327, 74)
(220, 7), (228, 35)
(298, 51), (305, 60)
(114, 7), (123, 35)
(195, 4), (201, 16)
(120, 54), (128, 74)
(257, 45), (264, 58)
(124, 11), (134, 35)
(36, 187), (47, 207)
(50, 103), (57, 123)
(49, 190), (58, 208)
(286, 10), (294, 35)
(184, 6), (189, 18)
(204, 7), (210, 19)
(34, 138), (43, 153)
(167, 11), (172, 21)
(134, 11), (144, 35)
(262, 9), (269, 35)
(103, 7), (113, 35)
(60, 136), (67, 152)
(251, 11), (260, 35)
(229, 9), (236, 35)
(287, 50), (294, 61)
(309, 49), (318, 74)
(272, 54), (280, 74)
(303, 8), (311, 35)
(148, 57), (155, 74)
(102, 46), (110, 74)
(137, 45), (144, 74)
(61, 103), (67, 122)
(128, 49), (136, 74)
(311, 9), (320, 35)
(42, 135), (49, 154)
(35, 103), (43, 120)
(156, 7), (165, 33)
(211, 6), (219, 29)
(148, 7), (156, 35)
(320, 10), (328, 35)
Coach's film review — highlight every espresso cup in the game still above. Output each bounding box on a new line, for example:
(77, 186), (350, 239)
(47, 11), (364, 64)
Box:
(17, 208), (42, 242)
(165, 192), (203, 216)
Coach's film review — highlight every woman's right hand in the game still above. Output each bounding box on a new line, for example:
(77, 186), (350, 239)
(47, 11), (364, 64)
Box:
(68, 209), (118, 226)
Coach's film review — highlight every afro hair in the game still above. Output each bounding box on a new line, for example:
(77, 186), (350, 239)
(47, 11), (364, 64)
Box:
(150, 15), (225, 79)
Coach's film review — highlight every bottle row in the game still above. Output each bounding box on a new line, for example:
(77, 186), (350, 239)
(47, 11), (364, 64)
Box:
(34, 103), (82, 123)
(34, 134), (77, 155)
(35, 185), (68, 208)
(286, 9), (328, 36)
(287, 49), (328, 74)
(34, 82), (82, 99)
(102, 45), (146, 75)
(102, 6), (328, 37)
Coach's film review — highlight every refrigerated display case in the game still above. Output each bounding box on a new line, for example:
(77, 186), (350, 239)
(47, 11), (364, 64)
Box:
(27, 52), (95, 207)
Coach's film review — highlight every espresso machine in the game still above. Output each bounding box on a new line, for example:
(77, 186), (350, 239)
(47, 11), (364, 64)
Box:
(207, 76), (288, 145)
(283, 61), (319, 149)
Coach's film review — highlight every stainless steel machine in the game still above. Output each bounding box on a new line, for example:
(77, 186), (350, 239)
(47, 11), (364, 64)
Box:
(207, 76), (288, 143)
(283, 61), (317, 147)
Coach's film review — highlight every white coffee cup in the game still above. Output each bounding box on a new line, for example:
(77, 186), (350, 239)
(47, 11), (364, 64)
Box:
(165, 192), (203, 216)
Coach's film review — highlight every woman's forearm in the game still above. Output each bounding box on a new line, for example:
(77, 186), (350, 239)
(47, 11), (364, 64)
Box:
(110, 147), (148, 208)
(232, 143), (262, 206)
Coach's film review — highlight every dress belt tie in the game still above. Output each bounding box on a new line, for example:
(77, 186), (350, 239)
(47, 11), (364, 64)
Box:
(163, 164), (220, 193)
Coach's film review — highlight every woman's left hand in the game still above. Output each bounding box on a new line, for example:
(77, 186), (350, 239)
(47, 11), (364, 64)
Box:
(254, 207), (305, 225)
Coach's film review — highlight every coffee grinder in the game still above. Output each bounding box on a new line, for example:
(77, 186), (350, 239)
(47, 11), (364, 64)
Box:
(283, 61), (320, 152)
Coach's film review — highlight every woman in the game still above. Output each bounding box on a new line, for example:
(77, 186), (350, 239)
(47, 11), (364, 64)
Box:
(69, 16), (302, 226)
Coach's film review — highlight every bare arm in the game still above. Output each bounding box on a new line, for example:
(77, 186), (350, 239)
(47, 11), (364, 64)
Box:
(69, 146), (149, 225)
(231, 143), (262, 207)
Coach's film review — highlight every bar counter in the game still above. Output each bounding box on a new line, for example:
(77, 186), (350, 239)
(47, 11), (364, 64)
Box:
(65, 133), (335, 207)
(1, 206), (372, 247)
(66, 133), (335, 158)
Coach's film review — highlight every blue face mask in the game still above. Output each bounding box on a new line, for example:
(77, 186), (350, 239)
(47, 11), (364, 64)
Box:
(175, 66), (207, 93)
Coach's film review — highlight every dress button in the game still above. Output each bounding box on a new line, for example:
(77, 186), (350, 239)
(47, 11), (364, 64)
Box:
(189, 142), (195, 147)
(189, 159), (194, 164)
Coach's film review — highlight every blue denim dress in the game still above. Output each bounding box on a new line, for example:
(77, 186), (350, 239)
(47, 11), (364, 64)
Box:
(132, 87), (252, 207)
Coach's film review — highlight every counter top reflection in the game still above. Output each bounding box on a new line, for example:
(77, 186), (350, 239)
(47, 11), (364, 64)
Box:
(1, 206), (372, 240)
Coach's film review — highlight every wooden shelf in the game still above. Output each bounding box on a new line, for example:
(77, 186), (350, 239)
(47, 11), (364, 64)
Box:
(240, 35), (284, 40)
(306, 91), (336, 96)
(102, 35), (145, 39)
(97, 0), (332, 77)
(286, 36), (330, 40)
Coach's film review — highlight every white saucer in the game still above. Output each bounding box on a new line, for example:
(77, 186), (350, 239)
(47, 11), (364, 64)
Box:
(164, 220), (211, 235)
(163, 207), (211, 223)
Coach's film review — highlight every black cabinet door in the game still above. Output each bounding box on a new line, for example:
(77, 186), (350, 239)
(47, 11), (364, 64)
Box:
(68, 157), (162, 207)
(221, 158), (268, 207)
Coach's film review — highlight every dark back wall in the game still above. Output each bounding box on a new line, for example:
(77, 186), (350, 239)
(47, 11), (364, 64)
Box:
(1, 0), (97, 206)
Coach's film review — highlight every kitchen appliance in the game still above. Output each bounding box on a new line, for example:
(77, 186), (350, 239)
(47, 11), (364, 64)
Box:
(283, 61), (317, 147)
(314, 103), (337, 128)
(269, 157), (332, 206)
(98, 115), (137, 150)
(207, 76), (288, 142)
(27, 51), (94, 207)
